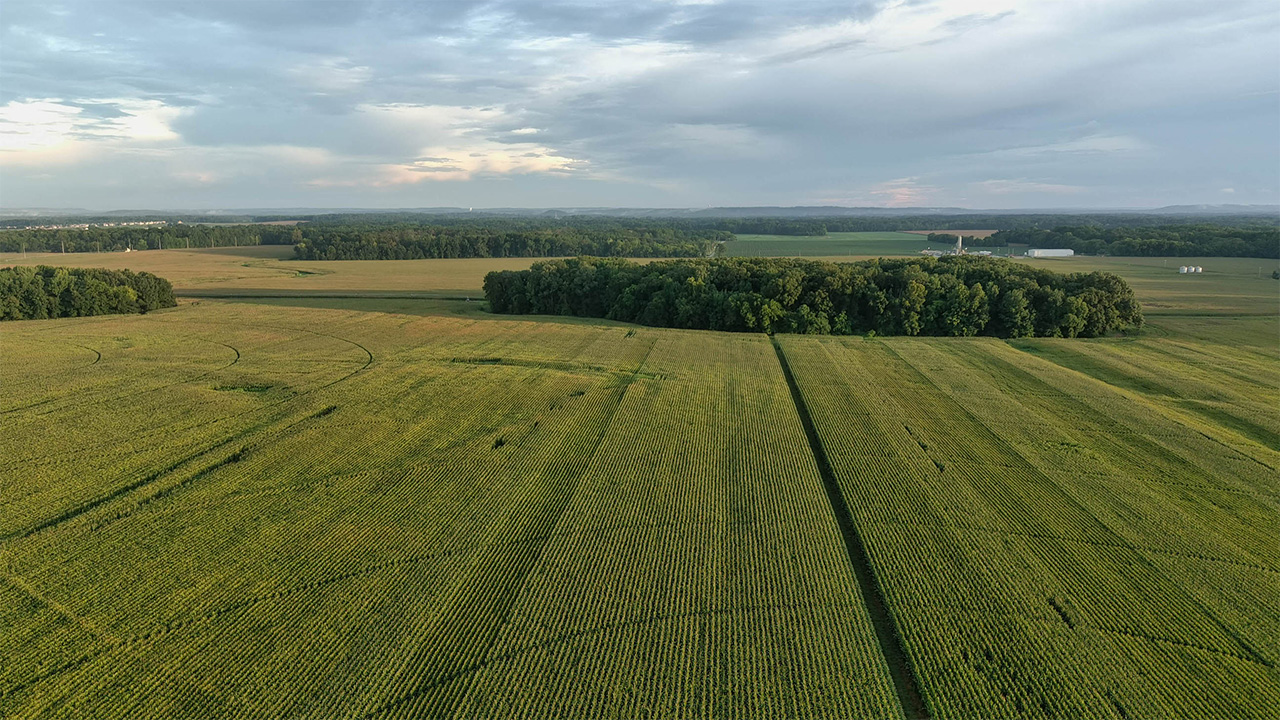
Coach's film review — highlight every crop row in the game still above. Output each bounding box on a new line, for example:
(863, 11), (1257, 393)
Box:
(4, 306), (903, 718)
(780, 334), (1280, 718)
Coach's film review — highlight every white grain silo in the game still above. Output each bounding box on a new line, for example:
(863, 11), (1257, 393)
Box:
(1179, 266), (1188, 273)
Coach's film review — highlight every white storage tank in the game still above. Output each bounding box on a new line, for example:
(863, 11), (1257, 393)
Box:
(1026, 248), (1075, 258)
(1195, 266), (1203, 273)
(1179, 266), (1188, 273)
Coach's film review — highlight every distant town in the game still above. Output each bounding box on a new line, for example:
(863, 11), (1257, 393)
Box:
(8, 220), (169, 231)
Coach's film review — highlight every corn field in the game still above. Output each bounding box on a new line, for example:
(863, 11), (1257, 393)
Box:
(1, 298), (1275, 718)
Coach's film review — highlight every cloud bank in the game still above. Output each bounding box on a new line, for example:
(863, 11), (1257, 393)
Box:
(1, 0), (1276, 209)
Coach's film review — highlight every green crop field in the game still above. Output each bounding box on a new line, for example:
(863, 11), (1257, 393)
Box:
(724, 231), (937, 257)
(2, 248), (1277, 718)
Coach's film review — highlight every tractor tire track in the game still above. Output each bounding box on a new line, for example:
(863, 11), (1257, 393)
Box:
(361, 340), (657, 720)
(1, 318), (370, 471)
(362, 600), (861, 719)
(880, 340), (1274, 669)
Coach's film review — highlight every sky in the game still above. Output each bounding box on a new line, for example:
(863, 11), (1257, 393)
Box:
(1, 0), (1277, 210)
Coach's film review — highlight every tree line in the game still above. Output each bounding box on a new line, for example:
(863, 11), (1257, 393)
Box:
(0, 225), (296, 253)
(990, 224), (1279, 258)
(685, 214), (1279, 237)
(484, 256), (1142, 338)
(0, 219), (729, 258)
(1, 266), (176, 321)
(292, 225), (730, 260)
(5, 216), (1275, 257)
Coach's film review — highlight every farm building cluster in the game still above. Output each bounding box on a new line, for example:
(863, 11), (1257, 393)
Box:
(920, 235), (993, 258)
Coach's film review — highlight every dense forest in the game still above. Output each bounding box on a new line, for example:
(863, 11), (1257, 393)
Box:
(484, 256), (1142, 338)
(1, 266), (176, 321)
(990, 225), (1279, 258)
(291, 224), (729, 259)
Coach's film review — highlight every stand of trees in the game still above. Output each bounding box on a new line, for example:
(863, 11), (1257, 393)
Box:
(292, 225), (729, 260)
(1, 266), (176, 321)
(990, 225), (1279, 258)
(485, 256), (1143, 338)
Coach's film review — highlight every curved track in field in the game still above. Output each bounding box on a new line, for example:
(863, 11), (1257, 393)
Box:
(0, 313), (372, 472)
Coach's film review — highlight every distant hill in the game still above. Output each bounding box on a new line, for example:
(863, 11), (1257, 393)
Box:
(3, 204), (1276, 221)
(1145, 204), (1279, 215)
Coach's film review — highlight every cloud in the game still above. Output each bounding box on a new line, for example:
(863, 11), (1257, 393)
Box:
(0, 97), (185, 166)
(973, 179), (1084, 195)
(286, 57), (373, 94)
(818, 177), (940, 207)
(977, 134), (1149, 159)
(0, 0), (1277, 208)
(871, 177), (936, 207)
(0, 99), (83, 153)
(938, 11), (1017, 33)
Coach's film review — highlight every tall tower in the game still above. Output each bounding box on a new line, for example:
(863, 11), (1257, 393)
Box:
(955, 234), (963, 255)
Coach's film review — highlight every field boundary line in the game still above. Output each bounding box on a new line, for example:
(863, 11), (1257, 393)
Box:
(771, 336), (929, 720)
(177, 291), (479, 300)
